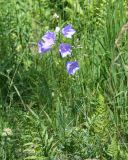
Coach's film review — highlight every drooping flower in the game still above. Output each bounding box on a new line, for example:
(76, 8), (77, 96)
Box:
(42, 31), (56, 46)
(66, 61), (79, 75)
(59, 43), (71, 58)
(55, 26), (60, 33)
(38, 40), (51, 54)
(62, 24), (76, 38)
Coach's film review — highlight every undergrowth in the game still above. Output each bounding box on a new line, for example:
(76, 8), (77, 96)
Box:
(0, 0), (128, 159)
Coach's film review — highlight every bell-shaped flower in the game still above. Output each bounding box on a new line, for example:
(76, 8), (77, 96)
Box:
(38, 41), (51, 54)
(42, 31), (56, 46)
(59, 43), (71, 58)
(62, 24), (76, 38)
(66, 61), (79, 75)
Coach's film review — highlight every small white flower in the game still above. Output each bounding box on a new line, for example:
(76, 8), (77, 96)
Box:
(53, 13), (59, 19)
(55, 26), (60, 33)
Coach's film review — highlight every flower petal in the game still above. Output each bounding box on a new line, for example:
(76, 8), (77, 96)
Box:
(38, 41), (51, 54)
(55, 26), (60, 33)
(62, 24), (76, 38)
(66, 61), (79, 75)
(59, 43), (71, 57)
(42, 31), (56, 45)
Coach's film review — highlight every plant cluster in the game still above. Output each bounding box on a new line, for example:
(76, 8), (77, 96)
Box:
(38, 24), (79, 75)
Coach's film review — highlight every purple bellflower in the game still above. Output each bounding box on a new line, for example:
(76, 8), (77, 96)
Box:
(38, 41), (51, 54)
(42, 31), (56, 46)
(59, 43), (71, 58)
(38, 31), (56, 54)
(66, 61), (79, 75)
(62, 24), (76, 38)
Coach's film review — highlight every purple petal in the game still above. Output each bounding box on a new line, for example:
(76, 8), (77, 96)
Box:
(38, 41), (51, 54)
(42, 31), (56, 45)
(62, 24), (76, 38)
(59, 43), (71, 58)
(63, 24), (72, 30)
(66, 61), (79, 75)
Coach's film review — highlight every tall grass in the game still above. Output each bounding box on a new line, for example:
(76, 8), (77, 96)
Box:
(0, 0), (128, 159)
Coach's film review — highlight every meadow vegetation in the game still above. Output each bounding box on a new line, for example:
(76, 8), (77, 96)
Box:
(0, 0), (128, 159)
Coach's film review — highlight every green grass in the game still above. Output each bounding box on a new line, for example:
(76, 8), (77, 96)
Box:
(0, 0), (128, 159)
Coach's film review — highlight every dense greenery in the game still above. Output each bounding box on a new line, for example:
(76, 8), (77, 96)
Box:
(0, 0), (128, 159)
